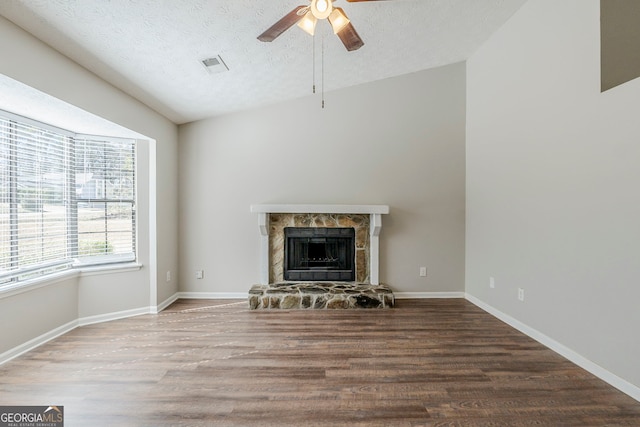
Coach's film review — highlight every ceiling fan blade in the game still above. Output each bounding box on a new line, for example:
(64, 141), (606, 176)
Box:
(336, 22), (364, 51)
(258, 6), (307, 42)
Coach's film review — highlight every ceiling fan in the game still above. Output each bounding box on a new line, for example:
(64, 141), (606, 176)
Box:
(258, 0), (389, 52)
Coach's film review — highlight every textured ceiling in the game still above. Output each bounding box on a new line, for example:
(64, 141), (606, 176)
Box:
(0, 0), (527, 124)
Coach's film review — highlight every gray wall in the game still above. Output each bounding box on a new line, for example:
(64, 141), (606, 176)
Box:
(178, 63), (466, 295)
(466, 0), (640, 389)
(0, 15), (179, 356)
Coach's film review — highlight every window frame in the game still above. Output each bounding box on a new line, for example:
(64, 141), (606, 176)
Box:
(73, 134), (137, 268)
(0, 110), (137, 288)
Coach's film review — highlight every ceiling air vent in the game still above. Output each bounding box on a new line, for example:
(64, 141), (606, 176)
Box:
(201, 55), (229, 74)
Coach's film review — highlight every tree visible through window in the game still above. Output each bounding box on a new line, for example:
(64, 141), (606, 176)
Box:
(0, 112), (136, 286)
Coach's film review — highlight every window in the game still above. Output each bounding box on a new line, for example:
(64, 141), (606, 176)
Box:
(0, 111), (136, 286)
(75, 137), (136, 265)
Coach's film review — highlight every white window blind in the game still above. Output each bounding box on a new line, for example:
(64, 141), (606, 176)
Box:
(74, 136), (136, 265)
(0, 112), (136, 286)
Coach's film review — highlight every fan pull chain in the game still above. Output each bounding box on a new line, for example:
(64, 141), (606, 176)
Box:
(312, 33), (316, 94)
(321, 33), (325, 109)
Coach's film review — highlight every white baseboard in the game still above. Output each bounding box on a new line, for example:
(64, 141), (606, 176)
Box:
(153, 293), (180, 313)
(0, 305), (150, 366)
(78, 306), (150, 327)
(465, 293), (640, 403)
(0, 319), (78, 365)
(0, 294), (246, 366)
(177, 291), (466, 300)
(177, 292), (248, 299)
(394, 291), (465, 299)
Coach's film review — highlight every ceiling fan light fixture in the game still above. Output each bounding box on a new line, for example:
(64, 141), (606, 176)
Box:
(297, 10), (318, 36)
(310, 0), (333, 20)
(328, 8), (350, 34)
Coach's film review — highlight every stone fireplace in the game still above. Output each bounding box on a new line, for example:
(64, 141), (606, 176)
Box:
(249, 204), (393, 309)
(251, 204), (389, 285)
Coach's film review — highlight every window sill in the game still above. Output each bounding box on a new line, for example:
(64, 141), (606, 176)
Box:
(78, 262), (142, 277)
(0, 262), (143, 300)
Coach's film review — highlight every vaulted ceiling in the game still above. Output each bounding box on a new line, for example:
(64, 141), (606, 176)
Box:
(0, 0), (527, 124)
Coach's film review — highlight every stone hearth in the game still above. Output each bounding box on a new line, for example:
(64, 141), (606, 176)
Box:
(249, 282), (394, 310)
(249, 205), (392, 309)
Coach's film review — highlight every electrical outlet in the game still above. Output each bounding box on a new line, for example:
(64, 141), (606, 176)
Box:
(166, 271), (171, 282)
(196, 270), (204, 280)
(419, 267), (427, 277)
(518, 288), (525, 301)
(489, 276), (495, 289)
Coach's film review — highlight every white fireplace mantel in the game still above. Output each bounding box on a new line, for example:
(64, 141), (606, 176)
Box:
(250, 204), (390, 215)
(250, 204), (390, 285)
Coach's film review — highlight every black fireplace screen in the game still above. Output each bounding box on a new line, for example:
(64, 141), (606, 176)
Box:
(284, 227), (355, 281)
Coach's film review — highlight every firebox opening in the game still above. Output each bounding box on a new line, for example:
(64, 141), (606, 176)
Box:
(284, 227), (355, 282)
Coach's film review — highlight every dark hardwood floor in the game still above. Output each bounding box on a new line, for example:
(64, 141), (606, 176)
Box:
(1, 299), (639, 426)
